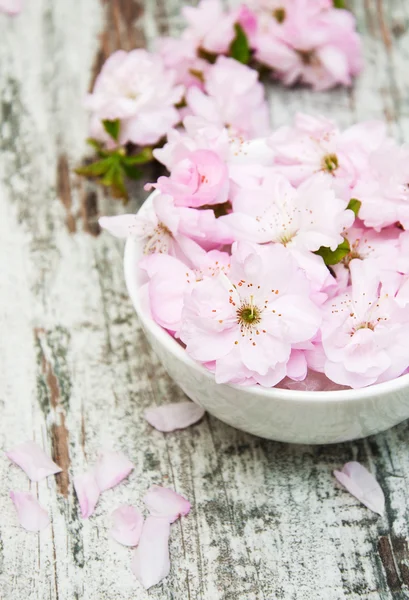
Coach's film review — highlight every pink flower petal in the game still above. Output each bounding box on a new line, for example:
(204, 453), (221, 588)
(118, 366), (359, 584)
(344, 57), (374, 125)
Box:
(10, 491), (50, 531)
(6, 441), (62, 482)
(110, 505), (144, 547)
(94, 450), (134, 492)
(73, 471), (100, 519)
(132, 516), (171, 589)
(143, 485), (191, 523)
(144, 402), (205, 432)
(334, 461), (385, 515)
(0, 0), (23, 15)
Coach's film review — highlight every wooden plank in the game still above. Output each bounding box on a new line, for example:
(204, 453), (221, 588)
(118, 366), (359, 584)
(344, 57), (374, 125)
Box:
(1, 0), (409, 598)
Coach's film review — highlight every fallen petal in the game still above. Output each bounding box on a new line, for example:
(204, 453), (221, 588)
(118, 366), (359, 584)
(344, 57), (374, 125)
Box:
(334, 461), (385, 515)
(94, 450), (134, 492)
(143, 485), (191, 523)
(132, 516), (171, 589)
(144, 402), (205, 432)
(6, 441), (62, 482)
(0, 0), (23, 16)
(73, 470), (100, 519)
(110, 505), (144, 547)
(10, 491), (50, 531)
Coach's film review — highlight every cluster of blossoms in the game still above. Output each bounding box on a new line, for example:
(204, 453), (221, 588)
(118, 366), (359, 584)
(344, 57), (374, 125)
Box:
(85, 0), (362, 154)
(101, 112), (409, 390)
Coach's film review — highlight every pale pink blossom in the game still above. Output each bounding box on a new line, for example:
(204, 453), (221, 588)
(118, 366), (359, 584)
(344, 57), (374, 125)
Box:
(94, 450), (134, 492)
(143, 486), (191, 523)
(223, 171), (353, 251)
(110, 505), (144, 547)
(6, 440), (62, 482)
(321, 260), (409, 388)
(99, 194), (211, 265)
(73, 471), (100, 519)
(148, 149), (229, 208)
(332, 225), (401, 289)
(140, 250), (230, 332)
(154, 116), (275, 173)
(255, 4), (362, 90)
(132, 517), (171, 589)
(85, 50), (184, 146)
(156, 37), (210, 89)
(268, 113), (387, 188)
(180, 242), (322, 386)
(334, 462), (385, 515)
(145, 402), (205, 432)
(10, 491), (50, 532)
(353, 141), (409, 230)
(182, 0), (237, 54)
(278, 370), (348, 391)
(186, 56), (270, 139)
(0, 0), (22, 15)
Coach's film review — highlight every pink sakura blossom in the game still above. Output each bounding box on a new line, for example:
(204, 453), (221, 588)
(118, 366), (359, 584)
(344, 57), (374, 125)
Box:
(224, 171), (352, 251)
(353, 141), (409, 230)
(278, 370), (348, 391)
(85, 50), (184, 147)
(145, 402), (206, 432)
(180, 242), (322, 386)
(6, 440), (62, 482)
(148, 149), (229, 208)
(154, 116), (275, 174)
(0, 0), (22, 15)
(254, 3), (362, 90)
(156, 37), (210, 89)
(334, 462), (385, 515)
(332, 225), (401, 289)
(140, 249), (230, 332)
(143, 486), (191, 523)
(99, 194), (213, 265)
(182, 0), (237, 54)
(320, 260), (409, 388)
(10, 492), (50, 532)
(186, 56), (270, 139)
(110, 505), (144, 547)
(268, 113), (387, 189)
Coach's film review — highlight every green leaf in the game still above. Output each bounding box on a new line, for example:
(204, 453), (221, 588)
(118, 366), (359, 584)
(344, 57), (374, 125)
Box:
(229, 23), (251, 65)
(102, 119), (120, 142)
(333, 0), (346, 7)
(122, 163), (142, 180)
(75, 157), (113, 178)
(122, 147), (154, 165)
(315, 238), (351, 266)
(347, 198), (361, 217)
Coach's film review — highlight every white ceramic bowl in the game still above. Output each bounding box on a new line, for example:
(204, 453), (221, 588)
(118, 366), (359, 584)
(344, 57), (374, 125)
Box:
(124, 198), (409, 444)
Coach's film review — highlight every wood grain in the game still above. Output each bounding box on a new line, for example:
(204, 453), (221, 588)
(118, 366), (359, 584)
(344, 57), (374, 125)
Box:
(1, 1), (409, 599)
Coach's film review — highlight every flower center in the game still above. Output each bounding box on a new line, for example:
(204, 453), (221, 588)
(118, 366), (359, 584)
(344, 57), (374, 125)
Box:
(236, 296), (262, 329)
(273, 7), (286, 23)
(353, 322), (375, 333)
(297, 49), (320, 66)
(278, 232), (296, 246)
(144, 222), (172, 254)
(322, 153), (339, 173)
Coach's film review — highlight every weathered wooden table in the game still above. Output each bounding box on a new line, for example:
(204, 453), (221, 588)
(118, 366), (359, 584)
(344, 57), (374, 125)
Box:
(1, 1), (409, 598)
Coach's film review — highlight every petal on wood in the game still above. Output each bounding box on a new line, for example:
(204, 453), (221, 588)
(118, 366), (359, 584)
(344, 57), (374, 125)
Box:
(10, 491), (50, 532)
(132, 516), (171, 589)
(0, 0), (23, 16)
(143, 485), (191, 523)
(110, 505), (144, 547)
(334, 461), (385, 515)
(6, 440), (62, 482)
(144, 402), (205, 433)
(73, 471), (100, 519)
(94, 449), (134, 492)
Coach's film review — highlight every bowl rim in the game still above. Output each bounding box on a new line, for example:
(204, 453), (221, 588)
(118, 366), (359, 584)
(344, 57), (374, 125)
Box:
(124, 200), (409, 405)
